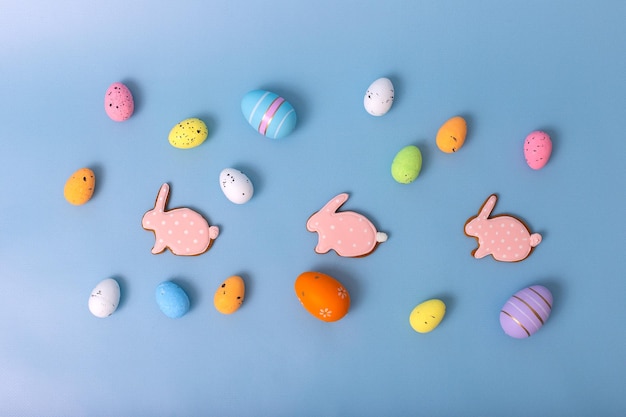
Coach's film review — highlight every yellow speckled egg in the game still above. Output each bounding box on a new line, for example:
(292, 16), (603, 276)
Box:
(436, 116), (467, 153)
(214, 275), (245, 314)
(409, 299), (446, 333)
(168, 117), (208, 149)
(64, 168), (95, 205)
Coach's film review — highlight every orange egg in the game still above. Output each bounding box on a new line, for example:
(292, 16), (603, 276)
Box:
(436, 116), (467, 153)
(294, 271), (350, 322)
(64, 167), (95, 205)
(213, 275), (245, 314)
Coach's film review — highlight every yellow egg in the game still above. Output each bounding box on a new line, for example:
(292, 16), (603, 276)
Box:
(436, 116), (467, 153)
(64, 168), (95, 205)
(409, 299), (446, 333)
(168, 117), (208, 149)
(213, 275), (245, 314)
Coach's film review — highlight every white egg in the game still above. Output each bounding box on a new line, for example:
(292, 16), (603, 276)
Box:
(88, 278), (120, 318)
(219, 168), (254, 204)
(363, 77), (395, 116)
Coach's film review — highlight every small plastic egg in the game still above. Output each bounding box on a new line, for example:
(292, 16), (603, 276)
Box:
(500, 285), (553, 338)
(104, 82), (134, 122)
(241, 90), (297, 139)
(409, 299), (446, 333)
(155, 281), (190, 319)
(219, 168), (254, 204)
(391, 145), (422, 183)
(436, 116), (467, 153)
(214, 275), (245, 314)
(364, 77), (394, 116)
(524, 131), (552, 170)
(295, 271), (350, 322)
(88, 278), (120, 318)
(64, 167), (95, 205)
(168, 117), (208, 149)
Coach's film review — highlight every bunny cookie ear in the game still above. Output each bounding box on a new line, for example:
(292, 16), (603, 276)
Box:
(154, 183), (170, 212)
(478, 194), (498, 219)
(322, 193), (350, 214)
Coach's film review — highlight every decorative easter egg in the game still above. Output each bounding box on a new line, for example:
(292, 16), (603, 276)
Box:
(88, 278), (120, 318)
(168, 117), (209, 149)
(64, 167), (95, 205)
(219, 168), (254, 204)
(391, 145), (422, 184)
(104, 82), (134, 122)
(241, 90), (297, 139)
(409, 299), (446, 333)
(524, 131), (552, 170)
(364, 77), (394, 116)
(500, 285), (553, 338)
(214, 275), (245, 314)
(294, 271), (350, 322)
(436, 116), (467, 153)
(155, 281), (190, 319)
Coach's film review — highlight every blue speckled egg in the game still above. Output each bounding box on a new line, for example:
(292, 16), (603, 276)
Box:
(155, 281), (190, 318)
(241, 90), (296, 139)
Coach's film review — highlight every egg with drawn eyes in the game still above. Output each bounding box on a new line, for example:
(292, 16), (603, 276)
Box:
(295, 271), (350, 322)
(436, 116), (467, 153)
(364, 77), (394, 116)
(214, 275), (245, 314)
(64, 167), (95, 205)
(219, 168), (254, 204)
(88, 278), (120, 318)
(409, 299), (446, 333)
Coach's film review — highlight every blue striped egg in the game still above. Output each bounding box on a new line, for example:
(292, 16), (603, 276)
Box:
(241, 90), (297, 139)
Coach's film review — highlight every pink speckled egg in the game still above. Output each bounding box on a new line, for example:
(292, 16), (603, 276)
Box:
(523, 131), (552, 170)
(104, 82), (134, 122)
(500, 285), (553, 339)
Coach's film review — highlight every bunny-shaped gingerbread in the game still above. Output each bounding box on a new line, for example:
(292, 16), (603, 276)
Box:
(307, 193), (388, 257)
(142, 183), (219, 256)
(464, 194), (541, 262)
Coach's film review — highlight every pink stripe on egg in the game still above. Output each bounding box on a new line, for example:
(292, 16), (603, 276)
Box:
(258, 97), (285, 135)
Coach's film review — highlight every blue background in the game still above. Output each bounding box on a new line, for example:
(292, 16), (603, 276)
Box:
(1, 1), (625, 416)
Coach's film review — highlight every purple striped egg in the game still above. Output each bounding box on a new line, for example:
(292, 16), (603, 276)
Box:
(241, 90), (296, 139)
(500, 285), (553, 338)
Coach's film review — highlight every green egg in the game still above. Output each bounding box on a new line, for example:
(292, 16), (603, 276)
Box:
(391, 145), (422, 184)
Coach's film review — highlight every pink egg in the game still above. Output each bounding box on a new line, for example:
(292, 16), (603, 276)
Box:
(523, 131), (552, 170)
(104, 82), (134, 122)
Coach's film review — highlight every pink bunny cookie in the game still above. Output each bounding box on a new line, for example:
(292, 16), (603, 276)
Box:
(464, 194), (542, 262)
(307, 193), (388, 257)
(142, 183), (219, 256)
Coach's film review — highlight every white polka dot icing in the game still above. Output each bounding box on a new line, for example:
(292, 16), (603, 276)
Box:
(464, 194), (542, 262)
(306, 193), (388, 257)
(142, 183), (219, 256)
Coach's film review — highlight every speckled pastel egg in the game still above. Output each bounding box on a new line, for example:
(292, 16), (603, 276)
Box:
(391, 145), (422, 184)
(241, 90), (297, 139)
(64, 167), (95, 205)
(364, 77), (394, 116)
(168, 118), (208, 149)
(219, 168), (254, 204)
(88, 278), (120, 318)
(436, 116), (467, 153)
(409, 299), (446, 333)
(295, 271), (350, 322)
(155, 281), (190, 319)
(524, 131), (552, 170)
(214, 275), (245, 314)
(104, 82), (134, 122)
(500, 285), (553, 338)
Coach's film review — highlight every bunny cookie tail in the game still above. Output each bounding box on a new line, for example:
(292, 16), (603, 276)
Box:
(208, 226), (220, 240)
(376, 232), (388, 243)
(530, 233), (542, 248)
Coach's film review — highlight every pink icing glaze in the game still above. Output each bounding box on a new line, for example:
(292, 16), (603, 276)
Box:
(142, 183), (219, 256)
(306, 193), (387, 257)
(464, 194), (541, 262)
(524, 131), (552, 170)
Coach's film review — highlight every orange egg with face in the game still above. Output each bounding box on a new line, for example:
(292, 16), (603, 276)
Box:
(436, 116), (467, 153)
(294, 271), (350, 322)
(64, 167), (95, 205)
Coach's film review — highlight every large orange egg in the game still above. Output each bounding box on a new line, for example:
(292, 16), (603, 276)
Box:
(294, 271), (350, 322)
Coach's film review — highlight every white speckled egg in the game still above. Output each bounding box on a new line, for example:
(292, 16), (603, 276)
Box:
(88, 278), (120, 318)
(219, 168), (254, 204)
(364, 77), (394, 116)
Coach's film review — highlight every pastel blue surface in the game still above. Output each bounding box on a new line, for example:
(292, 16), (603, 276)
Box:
(1, 1), (625, 416)
(241, 90), (297, 139)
